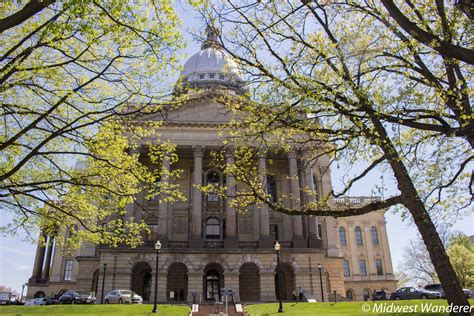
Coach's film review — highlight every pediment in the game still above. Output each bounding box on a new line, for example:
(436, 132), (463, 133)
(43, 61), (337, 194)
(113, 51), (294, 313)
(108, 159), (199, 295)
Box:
(140, 99), (236, 125)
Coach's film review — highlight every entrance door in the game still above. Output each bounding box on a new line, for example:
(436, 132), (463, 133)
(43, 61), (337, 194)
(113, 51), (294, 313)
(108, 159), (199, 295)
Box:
(205, 270), (220, 301)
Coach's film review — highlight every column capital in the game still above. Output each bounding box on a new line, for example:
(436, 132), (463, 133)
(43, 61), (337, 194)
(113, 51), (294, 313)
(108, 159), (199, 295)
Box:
(256, 147), (267, 158)
(224, 146), (234, 159)
(287, 150), (298, 160)
(192, 145), (205, 158)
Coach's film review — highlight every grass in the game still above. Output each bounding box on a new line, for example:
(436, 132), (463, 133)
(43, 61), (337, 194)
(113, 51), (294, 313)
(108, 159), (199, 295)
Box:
(2, 300), (473, 316)
(0, 304), (190, 316)
(244, 299), (474, 316)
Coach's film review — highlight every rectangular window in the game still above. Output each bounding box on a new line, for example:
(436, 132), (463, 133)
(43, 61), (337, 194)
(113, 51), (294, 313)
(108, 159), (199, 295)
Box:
(219, 74), (224, 80)
(63, 259), (73, 281)
(376, 259), (384, 275)
(343, 260), (350, 277)
(199, 74), (205, 79)
(359, 259), (367, 276)
(209, 73), (215, 79)
(318, 224), (322, 238)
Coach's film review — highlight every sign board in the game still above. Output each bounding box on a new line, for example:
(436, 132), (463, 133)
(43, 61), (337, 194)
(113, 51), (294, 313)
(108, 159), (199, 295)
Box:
(220, 288), (233, 296)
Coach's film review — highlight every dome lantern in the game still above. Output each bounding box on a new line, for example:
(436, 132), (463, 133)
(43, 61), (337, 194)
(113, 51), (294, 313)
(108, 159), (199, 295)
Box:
(176, 27), (245, 95)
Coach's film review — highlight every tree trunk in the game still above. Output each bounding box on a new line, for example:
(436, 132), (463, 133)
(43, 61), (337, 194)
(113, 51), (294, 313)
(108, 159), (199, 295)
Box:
(372, 118), (470, 312)
(404, 196), (470, 310)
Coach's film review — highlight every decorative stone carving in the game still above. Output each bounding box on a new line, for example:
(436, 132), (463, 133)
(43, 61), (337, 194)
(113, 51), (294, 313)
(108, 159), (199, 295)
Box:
(192, 145), (205, 158)
(239, 217), (253, 234)
(173, 216), (187, 234)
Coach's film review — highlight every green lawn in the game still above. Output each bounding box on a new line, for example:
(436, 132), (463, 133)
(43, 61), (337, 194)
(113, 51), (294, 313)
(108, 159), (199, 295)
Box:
(244, 300), (474, 316)
(2, 300), (473, 316)
(0, 304), (190, 316)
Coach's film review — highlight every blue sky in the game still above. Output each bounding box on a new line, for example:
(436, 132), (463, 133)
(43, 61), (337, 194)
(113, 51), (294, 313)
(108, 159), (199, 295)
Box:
(1, 2), (472, 294)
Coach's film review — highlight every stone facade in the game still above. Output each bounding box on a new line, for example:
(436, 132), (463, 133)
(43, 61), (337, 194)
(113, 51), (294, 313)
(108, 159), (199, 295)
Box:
(26, 31), (396, 303)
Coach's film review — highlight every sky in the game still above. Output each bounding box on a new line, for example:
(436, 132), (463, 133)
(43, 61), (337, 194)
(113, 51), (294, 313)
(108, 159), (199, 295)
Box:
(1, 1), (473, 294)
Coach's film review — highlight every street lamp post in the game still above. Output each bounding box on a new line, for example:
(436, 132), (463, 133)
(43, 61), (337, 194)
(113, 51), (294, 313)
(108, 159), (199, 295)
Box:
(152, 240), (161, 313)
(318, 263), (324, 302)
(100, 263), (107, 304)
(20, 283), (26, 303)
(274, 241), (283, 313)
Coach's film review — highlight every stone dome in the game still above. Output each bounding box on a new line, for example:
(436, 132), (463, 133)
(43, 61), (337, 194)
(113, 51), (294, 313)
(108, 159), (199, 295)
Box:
(176, 27), (245, 94)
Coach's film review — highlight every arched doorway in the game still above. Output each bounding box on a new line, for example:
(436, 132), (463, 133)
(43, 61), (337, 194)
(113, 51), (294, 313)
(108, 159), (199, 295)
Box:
(131, 262), (152, 301)
(346, 289), (354, 301)
(274, 263), (295, 301)
(91, 269), (99, 295)
(33, 291), (45, 298)
(203, 263), (224, 301)
(167, 263), (188, 301)
(239, 263), (260, 301)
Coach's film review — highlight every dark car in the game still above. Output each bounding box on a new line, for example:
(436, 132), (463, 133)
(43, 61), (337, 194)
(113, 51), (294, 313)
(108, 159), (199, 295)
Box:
(424, 284), (445, 298)
(59, 291), (95, 304)
(373, 290), (388, 300)
(390, 287), (441, 300)
(463, 289), (473, 299)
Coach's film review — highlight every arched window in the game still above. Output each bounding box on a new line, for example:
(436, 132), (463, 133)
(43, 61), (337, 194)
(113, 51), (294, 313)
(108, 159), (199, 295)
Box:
(346, 290), (354, 301)
(207, 171), (220, 202)
(205, 218), (220, 239)
(355, 226), (363, 246)
(371, 226), (379, 245)
(363, 289), (371, 299)
(339, 227), (347, 246)
(266, 175), (277, 202)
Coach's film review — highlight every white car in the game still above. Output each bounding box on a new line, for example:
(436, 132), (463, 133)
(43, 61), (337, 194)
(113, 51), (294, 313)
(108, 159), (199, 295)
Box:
(25, 298), (47, 306)
(104, 290), (143, 304)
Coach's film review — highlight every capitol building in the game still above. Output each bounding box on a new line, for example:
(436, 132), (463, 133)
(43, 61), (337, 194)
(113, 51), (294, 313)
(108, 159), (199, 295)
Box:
(27, 30), (397, 303)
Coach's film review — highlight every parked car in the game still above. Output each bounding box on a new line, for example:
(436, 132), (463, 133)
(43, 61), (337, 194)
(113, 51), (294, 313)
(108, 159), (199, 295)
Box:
(45, 295), (61, 305)
(463, 289), (473, 299)
(24, 298), (47, 306)
(424, 284), (445, 298)
(104, 290), (143, 304)
(373, 290), (388, 300)
(35, 298), (47, 305)
(390, 287), (441, 300)
(24, 299), (37, 306)
(59, 291), (95, 304)
(0, 292), (12, 305)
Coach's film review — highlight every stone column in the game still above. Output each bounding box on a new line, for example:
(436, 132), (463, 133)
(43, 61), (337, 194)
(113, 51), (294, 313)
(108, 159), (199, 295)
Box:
(260, 272), (277, 302)
(41, 236), (54, 280)
(224, 148), (238, 248)
(30, 231), (46, 282)
(304, 164), (323, 248)
(190, 145), (204, 248)
(298, 165), (309, 239)
(187, 272), (204, 303)
(318, 156), (340, 257)
(288, 151), (305, 248)
(157, 154), (170, 247)
(258, 151), (272, 248)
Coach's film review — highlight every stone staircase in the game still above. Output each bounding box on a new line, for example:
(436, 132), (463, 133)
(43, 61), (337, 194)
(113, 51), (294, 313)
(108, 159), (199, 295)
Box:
(190, 303), (247, 316)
